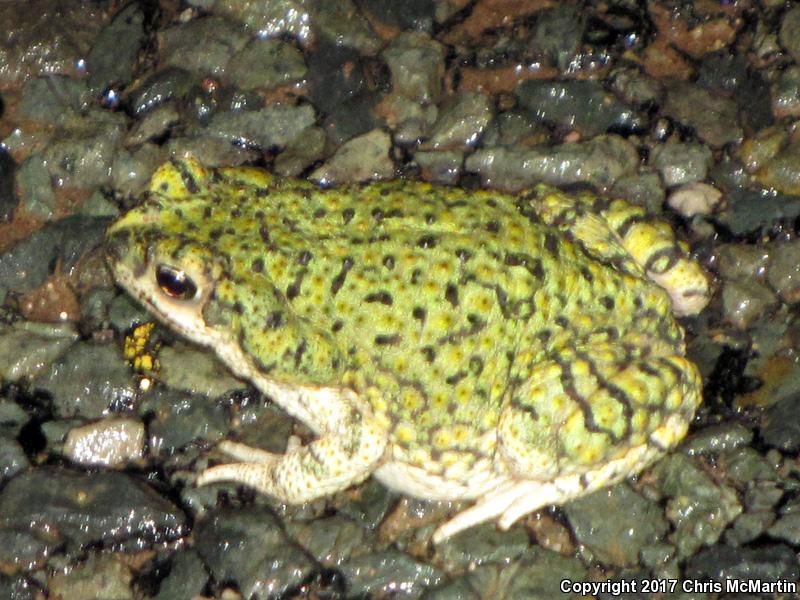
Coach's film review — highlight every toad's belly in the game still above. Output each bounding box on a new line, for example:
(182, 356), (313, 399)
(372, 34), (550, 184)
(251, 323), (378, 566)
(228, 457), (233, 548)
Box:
(374, 459), (510, 501)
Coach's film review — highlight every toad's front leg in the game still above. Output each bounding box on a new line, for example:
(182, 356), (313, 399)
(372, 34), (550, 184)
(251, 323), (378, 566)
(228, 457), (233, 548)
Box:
(197, 411), (388, 502)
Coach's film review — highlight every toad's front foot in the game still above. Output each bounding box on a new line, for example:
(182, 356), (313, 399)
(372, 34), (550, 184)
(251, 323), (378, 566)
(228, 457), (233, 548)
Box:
(197, 431), (387, 503)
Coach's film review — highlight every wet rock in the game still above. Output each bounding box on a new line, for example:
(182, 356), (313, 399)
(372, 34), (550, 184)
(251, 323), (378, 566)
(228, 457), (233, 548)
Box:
(306, 40), (366, 113)
(42, 117), (127, 189)
(773, 65), (800, 119)
(0, 467), (185, 555)
(683, 423), (753, 456)
(564, 484), (668, 567)
(649, 2), (740, 60)
(339, 548), (443, 598)
(336, 478), (397, 533)
(0, 1), (106, 82)
(111, 145), (166, 199)
(78, 191), (120, 219)
(129, 68), (196, 116)
(0, 149), (14, 223)
(481, 110), (544, 148)
(203, 104), (315, 150)
(767, 497), (800, 546)
(306, 43), (379, 144)
(516, 80), (641, 137)
(0, 433), (28, 482)
(274, 126), (327, 177)
(87, 2), (146, 92)
(308, 0), (382, 53)
(64, 418), (145, 467)
(761, 392), (800, 452)
(194, 506), (316, 599)
(414, 150), (463, 185)
(286, 514), (369, 567)
(697, 52), (772, 131)
(0, 523), (57, 575)
(227, 39), (306, 90)
(380, 93), (438, 146)
(126, 103), (180, 146)
(686, 544), (798, 590)
(107, 293), (151, 335)
(736, 125), (787, 173)
(157, 342), (245, 398)
(766, 239), (800, 303)
(47, 553), (134, 600)
(0, 575), (37, 600)
(160, 16), (248, 76)
(717, 187), (800, 236)
(383, 32), (445, 104)
(0, 321), (78, 381)
(151, 549), (207, 600)
(208, 0), (313, 45)
(0, 402), (27, 440)
(17, 77), (90, 125)
(466, 134), (638, 191)
(721, 279), (779, 330)
(662, 83), (743, 148)
(611, 66), (660, 108)
(310, 129), (394, 184)
(15, 155), (55, 219)
(650, 142), (713, 187)
(452, 547), (586, 599)
(727, 510), (776, 547)
(611, 172), (665, 213)
(528, 5), (583, 71)
(755, 141), (800, 195)
(165, 136), (259, 170)
(360, 0), (435, 33)
(718, 446), (777, 487)
(779, 5), (800, 64)
(655, 453), (742, 559)
(667, 182), (722, 217)
(423, 92), (492, 150)
(433, 524), (529, 571)
(33, 341), (136, 419)
(142, 388), (228, 456)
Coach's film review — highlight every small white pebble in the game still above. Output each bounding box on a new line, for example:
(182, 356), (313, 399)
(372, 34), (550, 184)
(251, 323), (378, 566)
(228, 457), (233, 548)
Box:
(667, 182), (723, 217)
(64, 418), (145, 467)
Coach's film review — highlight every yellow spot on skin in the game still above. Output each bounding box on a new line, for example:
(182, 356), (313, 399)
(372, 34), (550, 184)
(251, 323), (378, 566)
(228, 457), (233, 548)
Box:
(433, 429), (452, 450)
(395, 423), (414, 444)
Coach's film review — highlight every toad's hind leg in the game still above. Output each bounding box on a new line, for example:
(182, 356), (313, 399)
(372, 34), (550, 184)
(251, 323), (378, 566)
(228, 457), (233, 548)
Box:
(444, 345), (701, 540)
(528, 186), (710, 315)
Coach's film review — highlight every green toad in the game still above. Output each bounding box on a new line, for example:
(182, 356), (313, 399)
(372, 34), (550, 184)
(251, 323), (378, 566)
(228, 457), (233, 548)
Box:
(106, 158), (710, 542)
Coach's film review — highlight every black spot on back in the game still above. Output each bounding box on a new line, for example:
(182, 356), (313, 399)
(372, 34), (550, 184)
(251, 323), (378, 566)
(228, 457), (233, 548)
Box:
(421, 346), (436, 363)
(365, 291), (393, 305)
(417, 235), (437, 249)
(266, 311), (284, 329)
(331, 257), (354, 295)
(445, 284), (459, 307)
(374, 333), (401, 346)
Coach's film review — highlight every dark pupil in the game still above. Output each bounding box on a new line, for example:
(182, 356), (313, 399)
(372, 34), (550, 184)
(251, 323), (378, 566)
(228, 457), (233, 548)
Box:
(156, 265), (197, 300)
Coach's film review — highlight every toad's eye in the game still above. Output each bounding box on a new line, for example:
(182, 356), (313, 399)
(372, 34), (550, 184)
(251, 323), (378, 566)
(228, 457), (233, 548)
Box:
(156, 265), (198, 300)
